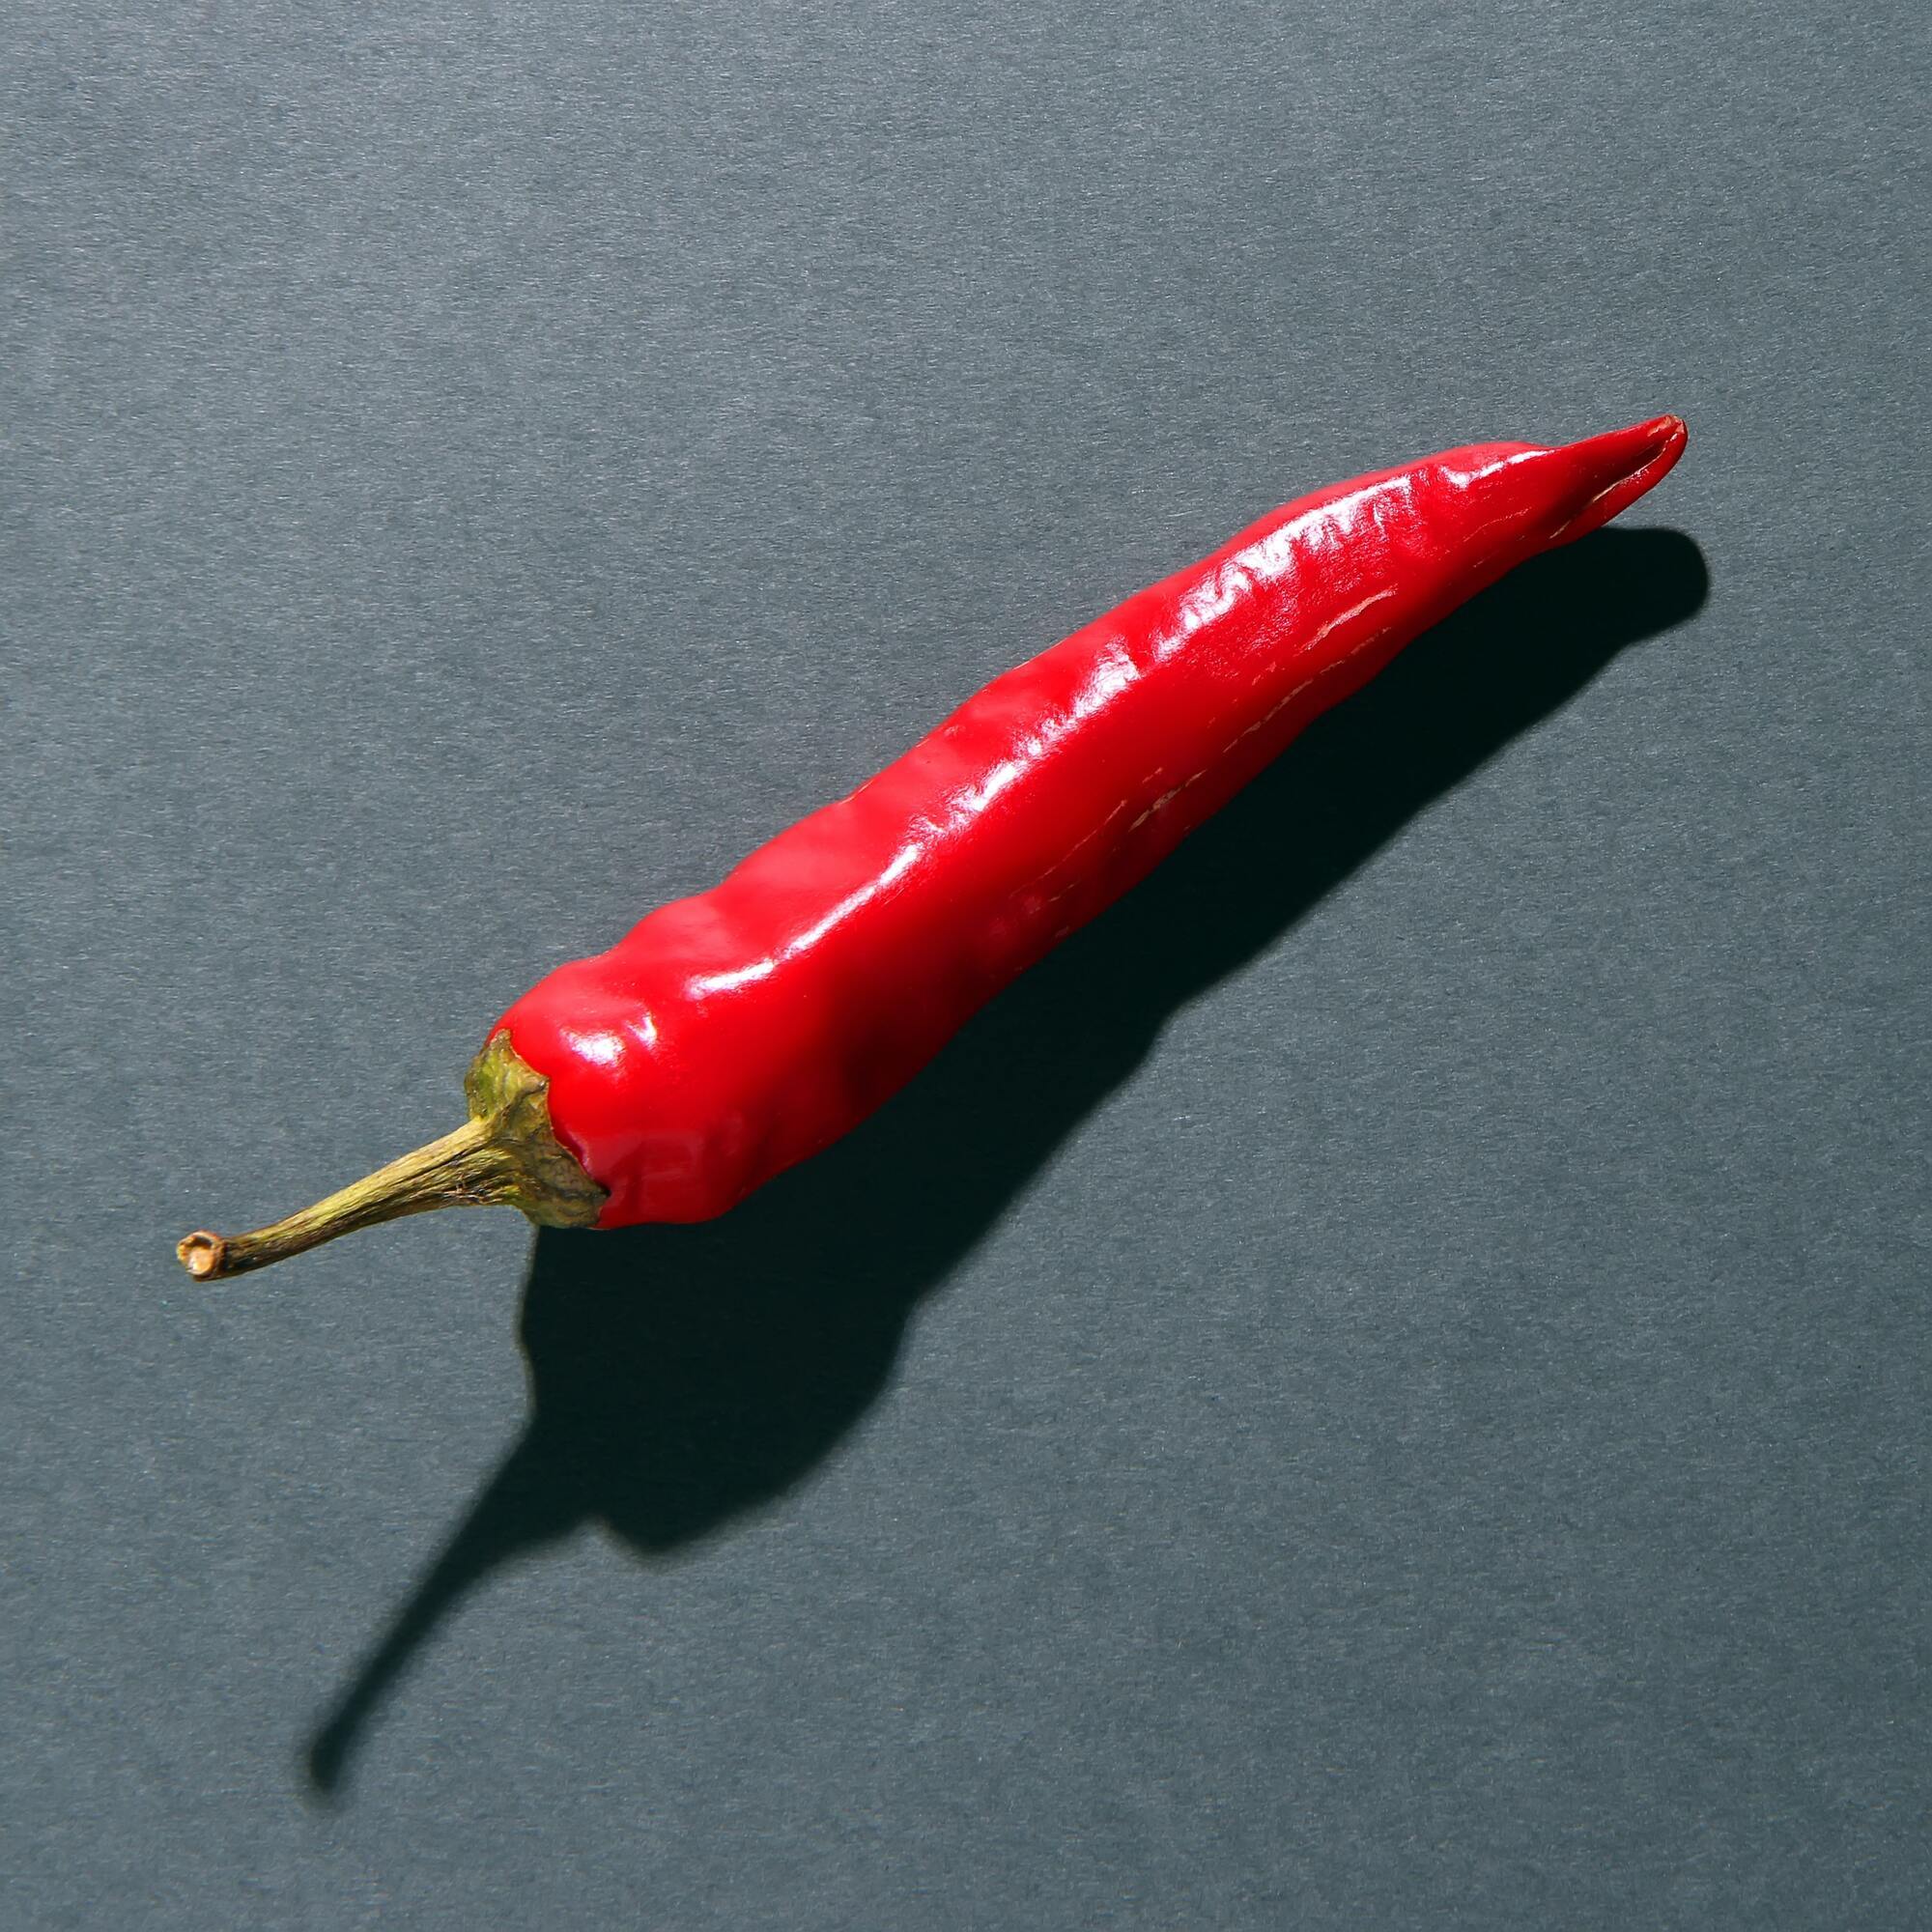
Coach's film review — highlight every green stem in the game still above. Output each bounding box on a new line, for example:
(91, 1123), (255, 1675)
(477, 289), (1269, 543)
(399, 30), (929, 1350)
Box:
(177, 1033), (607, 1281)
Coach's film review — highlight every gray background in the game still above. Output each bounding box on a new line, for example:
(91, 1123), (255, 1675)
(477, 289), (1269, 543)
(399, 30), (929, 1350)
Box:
(5, 2), (1925, 1925)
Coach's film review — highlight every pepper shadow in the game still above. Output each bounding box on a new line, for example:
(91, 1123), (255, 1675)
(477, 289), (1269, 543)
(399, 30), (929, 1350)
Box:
(304, 526), (1709, 1794)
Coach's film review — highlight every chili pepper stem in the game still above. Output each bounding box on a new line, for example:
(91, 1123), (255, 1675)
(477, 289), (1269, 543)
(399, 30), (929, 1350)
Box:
(176, 1033), (606, 1281)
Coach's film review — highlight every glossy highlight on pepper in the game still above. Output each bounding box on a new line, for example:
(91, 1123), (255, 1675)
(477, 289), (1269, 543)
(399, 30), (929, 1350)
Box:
(178, 413), (1686, 1278)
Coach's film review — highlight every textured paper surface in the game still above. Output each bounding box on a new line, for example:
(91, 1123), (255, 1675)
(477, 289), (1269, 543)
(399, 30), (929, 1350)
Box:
(5, 5), (1926, 1925)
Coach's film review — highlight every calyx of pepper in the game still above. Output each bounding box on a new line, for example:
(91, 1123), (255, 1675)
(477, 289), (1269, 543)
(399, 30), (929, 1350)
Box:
(176, 1032), (606, 1281)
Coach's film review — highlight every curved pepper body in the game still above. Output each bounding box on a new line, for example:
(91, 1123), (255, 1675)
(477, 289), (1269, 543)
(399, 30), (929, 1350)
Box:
(498, 416), (1686, 1225)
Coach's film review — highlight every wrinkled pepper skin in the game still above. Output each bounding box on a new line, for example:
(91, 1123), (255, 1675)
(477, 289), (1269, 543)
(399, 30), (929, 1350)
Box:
(498, 415), (1686, 1226)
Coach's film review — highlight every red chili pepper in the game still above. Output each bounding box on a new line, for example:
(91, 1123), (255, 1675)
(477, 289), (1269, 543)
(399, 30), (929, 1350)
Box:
(180, 414), (1686, 1279)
